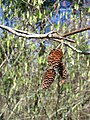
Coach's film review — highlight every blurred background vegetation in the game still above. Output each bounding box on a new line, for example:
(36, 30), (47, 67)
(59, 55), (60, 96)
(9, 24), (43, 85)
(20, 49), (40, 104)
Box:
(0, 0), (90, 120)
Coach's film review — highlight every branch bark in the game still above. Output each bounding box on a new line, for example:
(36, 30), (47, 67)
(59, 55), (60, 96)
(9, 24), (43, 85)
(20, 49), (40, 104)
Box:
(0, 24), (90, 55)
(64, 42), (90, 55)
(0, 24), (75, 43)
(0, 25), (90, 39)
(62, 26), (90, 37)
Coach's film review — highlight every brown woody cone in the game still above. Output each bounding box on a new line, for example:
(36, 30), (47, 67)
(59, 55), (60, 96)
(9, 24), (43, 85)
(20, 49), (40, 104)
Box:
(42, 69), (56, 89)
(59, 62), (67, 79)
(48, 49), (63, 69)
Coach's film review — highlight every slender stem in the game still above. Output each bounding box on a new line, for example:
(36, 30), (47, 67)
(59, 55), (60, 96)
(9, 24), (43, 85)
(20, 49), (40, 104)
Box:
(55, 75), (61, 119)
(62, 26), (90, 37)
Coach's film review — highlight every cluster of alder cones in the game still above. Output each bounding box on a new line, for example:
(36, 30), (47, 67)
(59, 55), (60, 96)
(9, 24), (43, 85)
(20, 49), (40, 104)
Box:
(42, 48), (67, 89)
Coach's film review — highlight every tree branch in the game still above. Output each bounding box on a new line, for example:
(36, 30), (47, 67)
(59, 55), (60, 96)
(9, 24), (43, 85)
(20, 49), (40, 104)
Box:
(0, 25), (90, 39)
(62, 26), (90, 37)
(0, 24), (75, 43)
(0, 24), (90, 55)
(64, 42), (90, 55)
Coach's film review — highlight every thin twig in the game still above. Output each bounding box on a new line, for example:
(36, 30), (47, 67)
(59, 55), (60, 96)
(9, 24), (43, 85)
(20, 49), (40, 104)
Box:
(40, 98), (50, 120)
(0, 59), (7, 68)
(64, 42), (90, 55)
(55, 75), (61, 118)
(62, 26), (90, 37)
(0, 42), (9, 62)
(7, 98), (24, 120)
(50, 95), (90, 119)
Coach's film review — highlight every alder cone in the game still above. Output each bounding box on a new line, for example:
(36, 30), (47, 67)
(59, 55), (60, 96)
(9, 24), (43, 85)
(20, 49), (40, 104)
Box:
(59, 62), (67, 79)
(42, 69), (56, 89)
(48, 49), (63, 69)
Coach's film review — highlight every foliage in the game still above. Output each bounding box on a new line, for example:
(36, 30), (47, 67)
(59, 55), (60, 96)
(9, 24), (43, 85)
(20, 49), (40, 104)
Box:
(0, 0), (90, 120)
